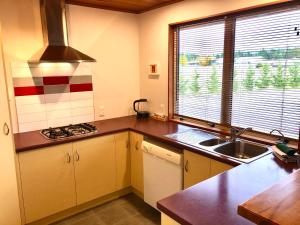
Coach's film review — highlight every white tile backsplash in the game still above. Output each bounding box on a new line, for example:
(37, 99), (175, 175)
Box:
(71, 107), (94, 117)
(70, 91), (94, 101)
(18, 112), (47, 123)
(16, 95), (95, 132)
(72, 114), (94, 124)
(48, 118), (73, 128)
(19, 121), (48, 133)
(11, 62), (92, 78)
(17, 103), (46, 114)
(11, 66), (42, 78)
(73, 63), (92, 76)
(46, 109), (72, 120)
(15, 95), (45, 106)
(46, 102), (71, 111)
(13, 62), (95, 133)
(71, 99), (94, 109)
(44, 93), (71, 103)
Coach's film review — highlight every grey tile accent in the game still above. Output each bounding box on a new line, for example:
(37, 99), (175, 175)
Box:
(70, 76), (93, 84)
(44, 85), (70, 94)
(13, 77), (43, 87)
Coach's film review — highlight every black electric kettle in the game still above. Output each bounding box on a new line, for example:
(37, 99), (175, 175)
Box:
(133, 99), (150, 119)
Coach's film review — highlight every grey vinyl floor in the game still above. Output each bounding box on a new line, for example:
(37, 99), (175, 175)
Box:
(51, 194), (161, 225)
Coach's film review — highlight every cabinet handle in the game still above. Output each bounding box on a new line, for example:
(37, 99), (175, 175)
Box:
(126, 140), (129, 149)
(66, 153), (71, 163)
(184, 160), (189, 173)
(3, 123), (9, 136)
(75, 151), (80, 161)
(135, 141), (139, 150)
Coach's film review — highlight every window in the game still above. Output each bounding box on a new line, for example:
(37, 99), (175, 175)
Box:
(232, 9), (300, 139)
(175, 21), (225, 123)
(171, 2), (300, 139)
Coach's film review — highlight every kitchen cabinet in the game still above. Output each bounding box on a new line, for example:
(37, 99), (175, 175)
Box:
(73, 135), (116, 204)
(0, 25), (22, 225)
(115, 132), (130, 190)
(18, 144), (76, 223)
(161, 213), (180, 225)
(183, 150), (211, 189)
(18, 133), (127, 223)
(130, 131), (144, 194)
(210, 159), (233, 177)
(183, 150), (233, 189)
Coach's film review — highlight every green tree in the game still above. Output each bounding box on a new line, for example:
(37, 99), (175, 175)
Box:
(179, 74), (189, 95)
(207, 66), (219, 93)
(288, 63), (300, 88)
(255, 64), (272, 89)
(272, 64), (287, 88)
(186, 53), (199, 61)
(243, 65), (255, 91)
(179, 54), (188, 66)
(190, 70), (201, 94)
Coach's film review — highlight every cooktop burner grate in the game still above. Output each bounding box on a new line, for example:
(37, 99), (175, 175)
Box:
(41, 123), (97, 140)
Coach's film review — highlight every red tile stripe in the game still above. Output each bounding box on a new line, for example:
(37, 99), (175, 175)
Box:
(70, 83), (93, 92)
(43, 76), (69, 85)
(14, 86), (44, 96)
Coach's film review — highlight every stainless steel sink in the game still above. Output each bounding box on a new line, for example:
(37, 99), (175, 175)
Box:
(214, 140), (271, 163)
(199, 138), (226, 147)
(165, 129), (271, 163)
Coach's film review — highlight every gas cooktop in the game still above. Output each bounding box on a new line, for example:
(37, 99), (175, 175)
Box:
(41, 123), (98, 140)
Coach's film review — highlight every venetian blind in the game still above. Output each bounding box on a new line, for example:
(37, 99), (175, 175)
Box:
(175, 20), (225, 123)
(231, 7), (300, 139)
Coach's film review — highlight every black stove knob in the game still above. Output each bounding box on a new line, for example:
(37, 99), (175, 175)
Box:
(86, 123), (96, 130)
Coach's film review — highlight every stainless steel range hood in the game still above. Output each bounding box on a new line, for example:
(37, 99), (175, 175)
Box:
(29, 0), (96, 63)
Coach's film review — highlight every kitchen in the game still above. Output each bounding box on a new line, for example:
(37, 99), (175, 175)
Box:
(0, 0), (300, 225)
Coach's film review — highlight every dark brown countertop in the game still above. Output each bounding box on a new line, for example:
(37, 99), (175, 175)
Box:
(14, 116), (239, 166)
(14, 116), (300, 225)
(157, 154), (299, 225)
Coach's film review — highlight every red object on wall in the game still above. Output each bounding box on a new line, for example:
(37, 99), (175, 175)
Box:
(14, 86), (44, 96)
(70, 83), (93, 92)
(43, 76), (69, 85)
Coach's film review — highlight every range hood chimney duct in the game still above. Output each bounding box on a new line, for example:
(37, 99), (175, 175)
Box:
(29, 0), (96, 63)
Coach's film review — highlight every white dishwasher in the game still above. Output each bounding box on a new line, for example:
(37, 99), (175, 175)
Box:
(142, 140), (183, 210)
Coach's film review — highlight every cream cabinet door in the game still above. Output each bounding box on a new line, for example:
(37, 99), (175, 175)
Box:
(18, 144), (76, 223)
(115, 132), (131, 190)
(130, 132), (144, 194)
(0, 25), (21, 225)
(161, 213), (180, 225)
(73, 135), (116, 205)
(183, 150), (211, 189)
(210, 159), (233, 177)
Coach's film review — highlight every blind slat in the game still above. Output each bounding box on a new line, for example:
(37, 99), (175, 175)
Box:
(232, 7), (300, 139)
(174, 5), (300, 139)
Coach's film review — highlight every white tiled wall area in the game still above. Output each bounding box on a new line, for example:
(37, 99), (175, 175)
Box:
(12, 62), (95, 133)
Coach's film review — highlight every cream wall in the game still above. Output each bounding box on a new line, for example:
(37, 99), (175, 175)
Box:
(0, 0), (284, 132)
(0, 0), (43, 132)
(138, 0), (281, 115)
(67, 5), (140, 120)
(0, 0), (140, 132)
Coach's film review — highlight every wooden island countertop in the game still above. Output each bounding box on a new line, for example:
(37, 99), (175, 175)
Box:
(238, 168), (300, 225)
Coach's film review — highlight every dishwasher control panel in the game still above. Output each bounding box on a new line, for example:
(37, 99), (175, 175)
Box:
(142, 141), (182, 166)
